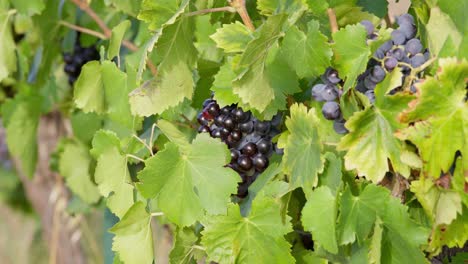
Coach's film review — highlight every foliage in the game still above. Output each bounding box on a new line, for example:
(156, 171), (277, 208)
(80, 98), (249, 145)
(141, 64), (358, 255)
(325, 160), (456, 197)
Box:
(0, 0), (467, 263)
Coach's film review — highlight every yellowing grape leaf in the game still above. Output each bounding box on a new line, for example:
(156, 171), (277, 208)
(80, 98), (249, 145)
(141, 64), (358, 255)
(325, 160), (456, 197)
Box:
(338, 70), (413, 182)
(210, 22), (253, 53)
(109, 202), (154, 264)
(398, 58), (468, 178)
(137, 132), (239, 227)
(201, 197), (294, 263)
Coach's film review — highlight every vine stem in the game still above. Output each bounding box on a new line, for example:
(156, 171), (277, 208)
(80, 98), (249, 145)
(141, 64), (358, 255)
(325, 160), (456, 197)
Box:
(69, 0), (158, 75)
(59, 21), (107, 39)
(185, 6), (236, 16)
(151, 212), (164, 217)
(229, 0), (255, 31)
(327, 8), (338, 34)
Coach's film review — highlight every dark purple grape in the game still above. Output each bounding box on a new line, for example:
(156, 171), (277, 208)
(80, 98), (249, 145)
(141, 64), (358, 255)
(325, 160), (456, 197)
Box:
(237, 183), (249, 198)
(390, 48), (405, 61)
(333, 120), (348, 134)
(322, 84), (339, 101)
(323, 68), (341, 84)
(232, 108), (250, 122)
(68, 76), (77, 84)
(230, 149), (240, 162)
(396, 14), (414, 26)
(242, 142), (257, 156)
(220, 127), (230, 138)
(374, 49), (385, 59)
(63, 53), (73, 63)
(380, 40), (393, 53)
(384, 57), (398, 71)
(356, 81), (367, 93)
(254, 121), (271, 135)
(198, 125), (210, 133)
(364, 76), (377, 90)
(405, 38), (422, 55)
(202, 99), (215, 108)
(221, 105), (233, 115)
(398, 23), (416, 39)
(360, 20), (374, 37)
(424, 50), (431, 61)
(253, 155), (268, 172)
(223, 117), (235, 130)
(64, 64), (77, 74)
(239, 120), (254, 134)
(410, 54), (426, 68)
(231, 129), (242, 141)
(391, 30), (406, 45)
(206, 102), (220, 117)
(256, 139), (272, 154)
(365, 90), (375, 103)
(214, 115), (225, 126)
(211, 129), (222, 138)
(322, 102), (341, 120)
(370, 66), (386, 83)
(238, 155), (253, 171)
(311, 84), (327, 102)
(197, 112), (209, 125)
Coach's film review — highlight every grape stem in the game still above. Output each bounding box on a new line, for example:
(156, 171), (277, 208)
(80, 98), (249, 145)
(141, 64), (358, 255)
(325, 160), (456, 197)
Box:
(229, 0), (255, 31)
(151, 212), (164, 217)
(59, 21), (107, 39)
(69, 0), (158, 76)
(185, 6), (236, 17)
(327, 8), (338, 34)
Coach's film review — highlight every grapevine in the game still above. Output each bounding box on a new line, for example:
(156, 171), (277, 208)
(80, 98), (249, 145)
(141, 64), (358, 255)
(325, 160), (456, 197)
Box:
(0, 0), (467, 263)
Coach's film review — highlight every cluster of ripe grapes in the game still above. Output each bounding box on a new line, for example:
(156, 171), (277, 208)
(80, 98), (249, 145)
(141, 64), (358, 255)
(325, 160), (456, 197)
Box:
(63, 37), (99, 85)
(311, 14), (430, 134)
(197, 99), (281, 198)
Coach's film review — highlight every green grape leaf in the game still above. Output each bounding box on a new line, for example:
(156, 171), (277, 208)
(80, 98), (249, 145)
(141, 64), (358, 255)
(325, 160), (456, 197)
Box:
(109, 202), (154, 264)
(107, 0), (141, 16)
(398, 58), (468, 178)
(130, 16), (196, 116)
(211, 56), (241, 107)
(369, 218), (383, 264)
(453, 157), (468, 207)
(356, 0), (387, 17)
(257, 0), (308, 25)
(379, 198), (429, 264)
(194, 16), (222, 62)
(338, 70), (413, 182)
(337, 184), (388, 245)
(317, 152), (342, 194)
(108, 20), (131, 60)
(201, 197), (294, 264)
(437, 0), (467, 35)
(59, 140), (100, 204)
(302, 186), (338, 254)
(280, 103), (324, 190)
(169, 228), (199, 264)
(1, 93), (41, 178)
(281, 20), (332, 78)
(425, 8), (462, 57)
(411, 178), (463, 226)
(138, 0), (180, 31)
(91, 130), (133, 218)
(0, 9), (16, 81)
(332, 24), (371, 92)
(210, 22), (254, 53)
(8, 0), (44, 15)
(232, 14), (287, 112)
(70, 112), (103, 145)
(74, 61), (139, 131)
(137, 133), (239, 226)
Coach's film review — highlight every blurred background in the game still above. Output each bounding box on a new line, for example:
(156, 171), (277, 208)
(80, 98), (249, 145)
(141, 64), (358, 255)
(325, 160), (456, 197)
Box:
(0, 1), (412, 263)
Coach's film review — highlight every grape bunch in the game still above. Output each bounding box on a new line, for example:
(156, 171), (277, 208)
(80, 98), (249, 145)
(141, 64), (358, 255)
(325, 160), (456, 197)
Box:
(311, 68), (348, 134)
(197, 98), (281, 198)
(63, 37), (99, 85)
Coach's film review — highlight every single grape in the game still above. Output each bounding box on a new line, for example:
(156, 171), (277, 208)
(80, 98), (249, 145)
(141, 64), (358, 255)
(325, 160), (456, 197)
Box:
(230, 149), (240, 162)
(63, 53), (73, 63)
(221, 105), (233, 115)
(370, 66), (386, 83)
(256, 139), (272, 154)
(323, 68), (341, 84)
(322, 101), (341, 120)
(405, 38), (423, 55)
(214, 115), (225, 126)
(380, 40), (394, 53)
(365, 90), (375, 103)
(232, 108), (250, 122)
(410, 54), (426, 68)
(206, 102), (220, 117)
(220, 127), (230, 138)
(223, 117), (236, 130)
(322, 84), (339, 101)
(384, 57), (398, 71)
(197, 112), (209, 125)
(73, 55), (85, 65)
(423, 50), (431, 61)
(254, 121), (271, 135)
(396, 14), (414, 26)
(202, 98), (215, 108)
(253, 155), (268, 172)
(391, 30), (406, 45)
(64, 64), (77, 74)
(390, 48), (405, 61)
(239, 120), (254, 133)
(333, 120), (348, 134)
(374, 49), (385, 59)
(360, 20), (374, 37)
(236, 183), (249, 198)
(211, 129), (222, 138)
(398, 23), (416, 39)
(237, 155), (253, 171)
(355, 81), (368, 93)
(364, 76), (377, 90)
(311, 84), (327, 102)
(242, 142), (258, 156)
(198, 125), (210, 133)
(231, 129), (242, 141)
